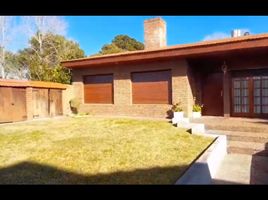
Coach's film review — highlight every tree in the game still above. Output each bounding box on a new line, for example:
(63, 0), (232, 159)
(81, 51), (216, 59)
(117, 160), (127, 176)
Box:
(16, 16), (84, 83)
(17, 32), (85, 84)
(94, 34), (144, 56)
(3, 50), (29, 80)
(112, 35), (144, 51)
(0, 16), (14, 78)
(98, 43), (125, 55)
(21, 16), (67, 56)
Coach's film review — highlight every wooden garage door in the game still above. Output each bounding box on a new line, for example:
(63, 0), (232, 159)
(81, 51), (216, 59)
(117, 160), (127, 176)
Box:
(0, 87), (27, 123)
(84, 74), (114, 104)
(32, 88), (49, 118)
(12, 88), (27, 122)
(49, 89), (63, 116)
(131, 70), (172, 104)
(0, 87), (13, 123)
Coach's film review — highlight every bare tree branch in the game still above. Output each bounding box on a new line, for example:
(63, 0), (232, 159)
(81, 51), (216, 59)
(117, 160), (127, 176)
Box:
(0, 16), (14, 78)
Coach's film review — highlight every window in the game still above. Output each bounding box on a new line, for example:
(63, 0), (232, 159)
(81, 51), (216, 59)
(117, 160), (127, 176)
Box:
(131, 70), (172, 104)
(84, 74), (113, 104)
(233, 78), (249, 113)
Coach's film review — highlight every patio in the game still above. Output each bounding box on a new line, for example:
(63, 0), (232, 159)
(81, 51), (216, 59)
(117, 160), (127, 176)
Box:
(190, 116), (268, 184)
(191, 116), (268, 132)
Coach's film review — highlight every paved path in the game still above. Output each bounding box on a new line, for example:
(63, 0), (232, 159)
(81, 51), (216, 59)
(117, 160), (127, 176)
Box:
(212, 154), (268, 184)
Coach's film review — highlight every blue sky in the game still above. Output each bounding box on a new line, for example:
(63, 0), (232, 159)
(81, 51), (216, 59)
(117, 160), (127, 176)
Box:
(7, 16), (268, 56)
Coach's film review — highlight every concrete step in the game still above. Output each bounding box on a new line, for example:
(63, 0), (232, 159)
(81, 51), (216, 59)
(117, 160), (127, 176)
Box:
(172, 117), (190, 124)
(206, 130), (268, 143)
(204, 124), (268, 133)
(228, 135), (268, 143)
(177, 122), (206, 134)
(229, 141), (268, 151)
(228, 141), (268, 156)
(228, 147), (268, 156)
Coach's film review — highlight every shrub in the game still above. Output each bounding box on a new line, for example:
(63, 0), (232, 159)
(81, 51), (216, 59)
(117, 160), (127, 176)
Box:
(192, 97), (203, 112)
(193, 104), (202, 112)
(69, 98), (81, 114)
(171, 102), (183, 112)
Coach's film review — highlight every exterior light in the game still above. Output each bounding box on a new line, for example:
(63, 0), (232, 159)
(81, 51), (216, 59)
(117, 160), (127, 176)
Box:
(221, 61), (228, 74)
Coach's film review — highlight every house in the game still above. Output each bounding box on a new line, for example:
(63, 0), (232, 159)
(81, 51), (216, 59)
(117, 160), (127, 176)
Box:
(62, 17), (268, 119)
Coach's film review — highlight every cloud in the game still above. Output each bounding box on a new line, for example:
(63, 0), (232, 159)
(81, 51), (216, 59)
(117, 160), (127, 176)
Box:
(203, 29), (251, 41)
(203, 32), (230, 41)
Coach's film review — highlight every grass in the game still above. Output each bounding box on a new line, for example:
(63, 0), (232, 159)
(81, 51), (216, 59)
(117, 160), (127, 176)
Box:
(0, 117), (213, 184)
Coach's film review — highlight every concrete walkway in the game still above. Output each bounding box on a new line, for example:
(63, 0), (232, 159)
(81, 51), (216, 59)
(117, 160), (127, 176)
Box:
(191, 116), (268, 133)
(212, 154), (268, 184)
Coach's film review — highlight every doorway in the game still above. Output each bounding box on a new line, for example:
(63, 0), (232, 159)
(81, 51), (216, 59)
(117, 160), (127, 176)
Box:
(202, 73), (223, 116)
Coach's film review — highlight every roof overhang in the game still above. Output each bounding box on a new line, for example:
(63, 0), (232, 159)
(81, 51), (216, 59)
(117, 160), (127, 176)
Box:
(61, 34), (268, 69)
(0, 79), (68, 89)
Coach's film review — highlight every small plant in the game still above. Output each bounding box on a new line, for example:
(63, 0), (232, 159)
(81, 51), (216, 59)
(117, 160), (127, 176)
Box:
(192, 97), (203, 112)
(171, 102), (183, 112)
(193, 104), (202, 112)
(69, 98), (81, 114)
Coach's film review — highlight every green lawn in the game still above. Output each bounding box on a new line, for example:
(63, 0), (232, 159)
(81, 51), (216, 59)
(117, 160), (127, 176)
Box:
(0, 117), (213, 184)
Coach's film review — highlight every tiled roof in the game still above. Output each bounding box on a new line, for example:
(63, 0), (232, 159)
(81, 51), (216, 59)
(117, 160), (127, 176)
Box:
(62, 33), (268, 63)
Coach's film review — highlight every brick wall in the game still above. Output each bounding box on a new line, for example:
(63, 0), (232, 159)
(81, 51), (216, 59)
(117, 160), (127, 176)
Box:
(144, 18), (167, 50)
(62, 84), (74, 116)
(188, 66), (202, 107)
(72, 59), (195, 118)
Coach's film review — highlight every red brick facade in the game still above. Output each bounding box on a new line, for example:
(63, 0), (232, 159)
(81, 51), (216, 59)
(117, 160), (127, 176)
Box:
(72, 59), (194, 118)
(62, 17), (268, 119)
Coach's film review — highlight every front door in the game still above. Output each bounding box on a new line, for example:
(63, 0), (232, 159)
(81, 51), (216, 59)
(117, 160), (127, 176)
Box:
(202, 73), (223, 116)
(231, 74), (268, 118)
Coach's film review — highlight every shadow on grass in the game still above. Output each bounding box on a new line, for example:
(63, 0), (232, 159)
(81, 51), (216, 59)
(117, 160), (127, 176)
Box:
(0, 161), (188, 184)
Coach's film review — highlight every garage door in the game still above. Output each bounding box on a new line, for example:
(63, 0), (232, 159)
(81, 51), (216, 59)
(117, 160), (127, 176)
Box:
(32, 88), (49, 118)
(84, 74), (114, 104)
(49, 89), (63, 116)
(131, 70), (172, 104)
(0, 87), (27, 123)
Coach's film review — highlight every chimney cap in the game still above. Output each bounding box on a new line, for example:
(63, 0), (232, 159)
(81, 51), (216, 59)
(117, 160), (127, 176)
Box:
(144, 17), (166, 24)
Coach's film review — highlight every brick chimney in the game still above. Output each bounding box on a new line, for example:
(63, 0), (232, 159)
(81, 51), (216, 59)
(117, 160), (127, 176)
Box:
(144, 17), (167, 50)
